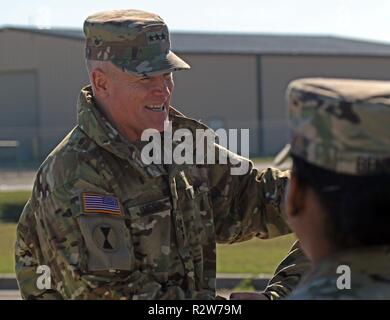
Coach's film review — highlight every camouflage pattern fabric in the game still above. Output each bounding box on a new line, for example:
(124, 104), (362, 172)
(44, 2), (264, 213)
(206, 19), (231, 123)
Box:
(276, 78), (390, 175)
(288, 246), (390, 300)
(263, 240), (310, 299)
(84, 9), (190, 76)
(15, 85), (291, 300)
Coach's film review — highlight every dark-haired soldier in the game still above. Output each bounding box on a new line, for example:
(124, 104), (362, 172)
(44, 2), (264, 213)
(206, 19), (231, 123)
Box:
(278, 78), (390, 299)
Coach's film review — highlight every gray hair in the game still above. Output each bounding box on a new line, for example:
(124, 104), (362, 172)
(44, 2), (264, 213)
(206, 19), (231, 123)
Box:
(85, 59), (117, 94)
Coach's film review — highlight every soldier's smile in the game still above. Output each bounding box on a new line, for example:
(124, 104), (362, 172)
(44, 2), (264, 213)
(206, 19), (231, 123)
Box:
(145, 104), (166, 112)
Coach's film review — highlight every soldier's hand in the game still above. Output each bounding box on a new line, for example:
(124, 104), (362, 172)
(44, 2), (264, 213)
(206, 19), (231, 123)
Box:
(229, 292), (269, 300)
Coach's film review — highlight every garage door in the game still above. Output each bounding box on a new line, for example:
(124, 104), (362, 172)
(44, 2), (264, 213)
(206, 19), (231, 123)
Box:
(0, 71), (38, 163)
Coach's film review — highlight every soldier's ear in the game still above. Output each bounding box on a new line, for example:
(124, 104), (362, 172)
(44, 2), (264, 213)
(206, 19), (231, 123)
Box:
(91, 68), (109, 99)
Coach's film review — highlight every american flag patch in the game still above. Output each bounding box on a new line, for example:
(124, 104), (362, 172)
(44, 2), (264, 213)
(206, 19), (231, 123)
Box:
(81, 193), (123, 216)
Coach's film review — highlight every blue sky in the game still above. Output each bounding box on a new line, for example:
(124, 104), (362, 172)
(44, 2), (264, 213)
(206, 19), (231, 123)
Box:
(1, 0), (390, 44)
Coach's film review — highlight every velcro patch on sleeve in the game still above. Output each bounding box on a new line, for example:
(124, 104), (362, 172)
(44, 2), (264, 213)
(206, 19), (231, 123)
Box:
(81, 193), (124, 216)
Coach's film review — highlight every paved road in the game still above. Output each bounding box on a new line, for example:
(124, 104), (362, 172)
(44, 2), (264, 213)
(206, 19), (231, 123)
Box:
(0, 169), (35, 191)
(0, 290), (21, 300)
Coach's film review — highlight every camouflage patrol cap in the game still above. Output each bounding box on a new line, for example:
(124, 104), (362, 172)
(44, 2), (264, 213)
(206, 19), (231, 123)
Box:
(83, 9), (190, 76)
(275, 78), (390, 176)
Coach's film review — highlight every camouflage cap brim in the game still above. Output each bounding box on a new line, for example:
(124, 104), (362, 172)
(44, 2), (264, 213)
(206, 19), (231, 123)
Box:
(111, 50), (190, 76)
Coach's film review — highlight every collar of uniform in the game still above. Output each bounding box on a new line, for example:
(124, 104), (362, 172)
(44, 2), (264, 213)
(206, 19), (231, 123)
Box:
(302, 245), (390, 285)
(169, 106), (211, 132)
(165, 107), (204, 177)
(76, 85), (165, 178)
(168, 106), (215, 169)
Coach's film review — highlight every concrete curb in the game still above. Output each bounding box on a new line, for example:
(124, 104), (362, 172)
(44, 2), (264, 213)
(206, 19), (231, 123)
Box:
(0, 275), (18, 290)
(216, 274), (271, 291)
(0, 274), (271, 291)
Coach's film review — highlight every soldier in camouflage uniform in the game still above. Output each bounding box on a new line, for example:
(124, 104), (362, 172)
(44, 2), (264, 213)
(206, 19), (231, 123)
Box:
(273, 78), (390, 299)
(14, 9), (291, 300)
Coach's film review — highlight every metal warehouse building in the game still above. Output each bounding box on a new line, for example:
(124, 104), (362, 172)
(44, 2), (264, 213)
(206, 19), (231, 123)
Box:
(1, 26), (390, 163)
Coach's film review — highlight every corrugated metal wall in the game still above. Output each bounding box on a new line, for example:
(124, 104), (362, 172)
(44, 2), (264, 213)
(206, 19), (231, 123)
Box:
(0, 30), (89, 162)
(172, 54), (259, 157)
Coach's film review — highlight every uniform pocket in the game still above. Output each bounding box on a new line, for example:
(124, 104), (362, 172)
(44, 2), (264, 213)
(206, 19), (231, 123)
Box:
(77, 214), (133, 272)
(126, 198), (172, 270)
(193, 190), (213, 244)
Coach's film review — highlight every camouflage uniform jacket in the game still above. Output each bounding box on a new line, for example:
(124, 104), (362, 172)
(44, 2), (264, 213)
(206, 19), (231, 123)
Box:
(288, 245), (390, 300)
(15, 85), (290, 300)
(264, 240), (311, 299)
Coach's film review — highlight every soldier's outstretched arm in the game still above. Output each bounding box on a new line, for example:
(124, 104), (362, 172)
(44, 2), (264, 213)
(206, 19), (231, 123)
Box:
(263, 240), (311, 299)
(209, 144), (291, 243)
(15, 182), (186, 300)
(230, 241), (310, 300)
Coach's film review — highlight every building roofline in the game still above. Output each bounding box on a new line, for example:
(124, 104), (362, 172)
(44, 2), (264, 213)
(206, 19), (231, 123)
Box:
(2, 25), (390, 57)
(0, 26), (84, 41)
